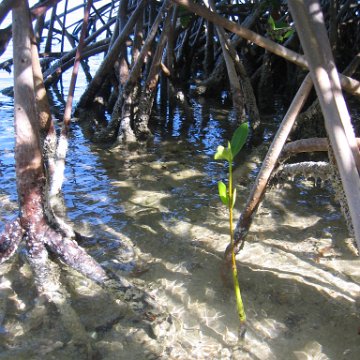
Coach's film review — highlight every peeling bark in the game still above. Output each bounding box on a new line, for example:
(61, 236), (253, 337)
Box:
(117, 86), (137, 143)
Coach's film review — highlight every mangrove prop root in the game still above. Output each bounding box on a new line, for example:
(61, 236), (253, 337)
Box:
(0, 219), (24, 264)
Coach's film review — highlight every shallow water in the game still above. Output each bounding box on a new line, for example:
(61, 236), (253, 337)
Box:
(1, 61), (360, 359)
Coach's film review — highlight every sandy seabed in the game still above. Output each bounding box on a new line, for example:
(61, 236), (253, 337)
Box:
(1, 143), (360, 360)
(95, 146), (360, 360)
(135, 184), (360, 360)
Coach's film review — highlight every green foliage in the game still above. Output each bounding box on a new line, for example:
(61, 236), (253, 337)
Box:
(230, 122), (249, 159)
(214, 143), (232, 162)
(218, 181), (229, 206)
(267, 15), (295, 43)
(214, 123), (249, 164)
(215, 123), (248, 207)
(232, 188), (237, 209)
(268, 14), (276, 30)
(178, 6), (192, 28)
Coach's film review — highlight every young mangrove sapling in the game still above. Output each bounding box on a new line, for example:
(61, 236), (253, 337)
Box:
(214, 122), (249, 334)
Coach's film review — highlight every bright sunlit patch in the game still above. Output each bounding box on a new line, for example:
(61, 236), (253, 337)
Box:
(252, 318), (287, 339)
(294, 341), (330, 360)
(315, 67), (332, 103)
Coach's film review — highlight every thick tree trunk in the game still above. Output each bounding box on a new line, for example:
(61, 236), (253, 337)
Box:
(13, 1), (46, 237)
(117, 85), (137, 143)
(6, 9), (174, 339)
(12, 0), (108, 283)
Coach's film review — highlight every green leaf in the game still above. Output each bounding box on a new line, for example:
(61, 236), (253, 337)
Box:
(178, 5), (192, 28)
(214, 145), (224, 160)
(283, 29), (295, 40)
(231, 188), (237, 209)
(275, 20), (288, 30)
(214, 145), (232, 162)
(268, 15), (276, 30)
(230, 123), (249, 158)
(218, 181), (229, 206)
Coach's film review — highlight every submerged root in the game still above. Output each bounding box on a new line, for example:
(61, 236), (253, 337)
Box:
(27, 244), (94, 357)
(1, 228), (174, 358)
(102, 271), (175, 342)
(43, 227), (173, 347)
(273, 161), (331, 184)
(1, 194), (173, 356)
(77, 106), (118, 143)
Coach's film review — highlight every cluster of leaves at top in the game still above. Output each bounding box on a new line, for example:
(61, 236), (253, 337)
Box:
(215, 124), (249, 207)
(267, 15), (295, 43)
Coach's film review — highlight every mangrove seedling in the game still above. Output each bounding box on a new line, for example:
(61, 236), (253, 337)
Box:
(214, 122), (249, 330)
